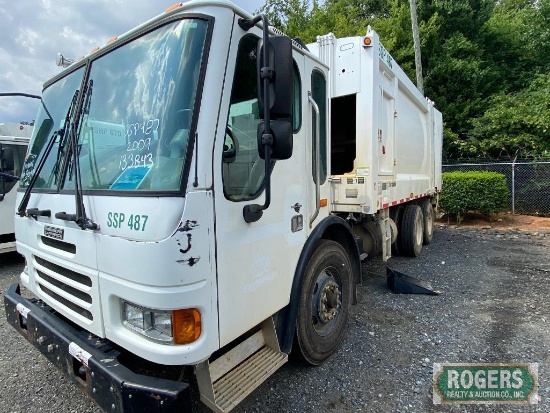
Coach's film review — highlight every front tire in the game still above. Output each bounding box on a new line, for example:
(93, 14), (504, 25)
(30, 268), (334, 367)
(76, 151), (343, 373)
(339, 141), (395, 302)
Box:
(295, 240), (353, 365)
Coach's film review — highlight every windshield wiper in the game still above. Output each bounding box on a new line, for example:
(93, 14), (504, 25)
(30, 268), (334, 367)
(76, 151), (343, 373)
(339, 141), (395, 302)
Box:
(17, 91), (78, 217)
(50, 91), (79, 187)
(55, 79), (99, 230)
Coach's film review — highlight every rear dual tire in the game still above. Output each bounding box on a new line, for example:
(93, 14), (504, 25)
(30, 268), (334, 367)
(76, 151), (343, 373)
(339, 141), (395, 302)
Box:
(420, 199), (434, 245)
(399, 204), (424, 257)
(390, 205), (404, 255)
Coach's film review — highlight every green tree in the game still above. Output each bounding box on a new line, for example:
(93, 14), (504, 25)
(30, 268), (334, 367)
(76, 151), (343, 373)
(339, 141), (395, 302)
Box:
(374, 1), (416, 80)
(259, 0), (314, 38)
(467, 73), (550, 159)
(260, 0), (391, 42)
(456, 0), (550, 159)
(417, 0), (494, 39)
(424, 32), (498, 139)
(481, 0), (550, 92)
(415, 1), (497, 146)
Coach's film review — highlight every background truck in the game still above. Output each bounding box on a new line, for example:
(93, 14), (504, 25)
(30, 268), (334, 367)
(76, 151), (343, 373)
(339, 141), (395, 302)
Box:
(0, 123), (32, 253)
(4, 1), (442, 412)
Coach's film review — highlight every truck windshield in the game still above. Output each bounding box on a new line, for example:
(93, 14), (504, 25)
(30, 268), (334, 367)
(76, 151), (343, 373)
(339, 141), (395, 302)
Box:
(22, 18), (209, 193)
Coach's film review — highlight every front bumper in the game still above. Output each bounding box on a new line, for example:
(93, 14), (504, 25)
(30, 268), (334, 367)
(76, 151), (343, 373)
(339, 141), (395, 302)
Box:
(4, 284), (192, 413)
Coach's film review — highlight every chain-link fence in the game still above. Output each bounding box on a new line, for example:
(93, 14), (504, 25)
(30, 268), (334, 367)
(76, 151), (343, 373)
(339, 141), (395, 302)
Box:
(442, 161), (550, 216)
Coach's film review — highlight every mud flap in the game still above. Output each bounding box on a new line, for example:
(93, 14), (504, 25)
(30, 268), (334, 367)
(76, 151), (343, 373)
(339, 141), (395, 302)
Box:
(386, 267), (442, 295)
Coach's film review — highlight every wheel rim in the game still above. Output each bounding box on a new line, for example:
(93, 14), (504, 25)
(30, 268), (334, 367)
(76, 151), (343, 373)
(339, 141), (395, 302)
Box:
(311, 268), (342, 336)
(415, 211), (423, 246)
(426, 206), (433, 237)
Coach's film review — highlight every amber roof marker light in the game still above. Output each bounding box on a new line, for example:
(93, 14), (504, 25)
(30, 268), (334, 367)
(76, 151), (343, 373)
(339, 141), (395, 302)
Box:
(165, 2), (183, 13)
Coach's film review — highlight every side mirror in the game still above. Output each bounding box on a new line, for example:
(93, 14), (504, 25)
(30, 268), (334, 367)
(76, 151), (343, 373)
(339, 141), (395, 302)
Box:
(257, 120), (292, 160)
(257, 36), (293, 119)
(241, 15), (294, 223)
(0, 147), (15, 172)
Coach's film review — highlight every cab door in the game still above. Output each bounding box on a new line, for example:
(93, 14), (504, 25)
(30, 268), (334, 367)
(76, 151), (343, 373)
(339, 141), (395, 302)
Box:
(213, 29), (307, 347)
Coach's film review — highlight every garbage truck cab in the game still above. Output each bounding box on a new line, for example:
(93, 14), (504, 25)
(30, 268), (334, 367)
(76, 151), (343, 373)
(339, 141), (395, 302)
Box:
(4, 1), (442, 412)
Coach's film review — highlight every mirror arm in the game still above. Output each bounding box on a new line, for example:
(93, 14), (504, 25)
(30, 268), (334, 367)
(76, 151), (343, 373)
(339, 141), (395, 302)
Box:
(238, 15), (262, 31)
(0, 92), (51, 120)
(0, 92), (41, 100)
(243, 14), (274, 224)
(0, 172), (20, 181)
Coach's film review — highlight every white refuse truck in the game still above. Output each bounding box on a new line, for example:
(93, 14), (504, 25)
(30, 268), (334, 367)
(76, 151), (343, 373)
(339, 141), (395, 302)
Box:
(4, 1), (442, 412)
(0, 123), (32, 253)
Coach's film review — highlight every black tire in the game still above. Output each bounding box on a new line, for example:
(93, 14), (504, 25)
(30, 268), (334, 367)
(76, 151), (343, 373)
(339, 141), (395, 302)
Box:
(295, 240), (353, 365)
(390, 205), (404, 255)
(420, 199), (434, 245)
(399, 204), (423, 257)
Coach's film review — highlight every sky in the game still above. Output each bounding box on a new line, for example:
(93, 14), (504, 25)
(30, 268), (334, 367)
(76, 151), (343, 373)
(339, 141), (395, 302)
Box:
(0, 0), (264, 126)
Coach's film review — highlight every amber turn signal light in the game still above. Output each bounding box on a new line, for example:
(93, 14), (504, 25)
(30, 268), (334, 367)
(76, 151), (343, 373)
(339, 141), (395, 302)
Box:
(173, 308), (201, 344)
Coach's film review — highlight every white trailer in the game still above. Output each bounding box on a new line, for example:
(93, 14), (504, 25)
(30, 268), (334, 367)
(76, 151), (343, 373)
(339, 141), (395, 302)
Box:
(0, 123), (31, 253)
(4, 2), (442, 412)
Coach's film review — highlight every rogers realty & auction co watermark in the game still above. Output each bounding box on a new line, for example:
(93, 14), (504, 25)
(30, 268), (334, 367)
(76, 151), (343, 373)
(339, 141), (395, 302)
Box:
(433, 363), (539, 404)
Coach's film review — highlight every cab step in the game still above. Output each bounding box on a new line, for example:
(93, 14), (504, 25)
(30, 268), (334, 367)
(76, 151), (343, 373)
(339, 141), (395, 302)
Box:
(195, 317), (288, 413)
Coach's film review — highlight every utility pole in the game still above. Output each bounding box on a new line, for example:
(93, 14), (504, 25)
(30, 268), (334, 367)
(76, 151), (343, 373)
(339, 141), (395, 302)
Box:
(409, 0), (424, 94)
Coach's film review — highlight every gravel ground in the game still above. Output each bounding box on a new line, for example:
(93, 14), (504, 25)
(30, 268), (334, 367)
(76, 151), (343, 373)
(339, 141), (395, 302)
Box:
(1, 225), (549, 413)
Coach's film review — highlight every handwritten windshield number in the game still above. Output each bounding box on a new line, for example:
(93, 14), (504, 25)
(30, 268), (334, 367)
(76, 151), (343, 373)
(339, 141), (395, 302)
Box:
(107, 212), (148, 231)
(119, 153), (154, 171)
(126, 119), (159, 138)
(127, 138), (151, 152)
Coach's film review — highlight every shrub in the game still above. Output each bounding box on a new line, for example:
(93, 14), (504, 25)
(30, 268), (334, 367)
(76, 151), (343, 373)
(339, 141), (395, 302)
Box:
(439, 171), (509, 224)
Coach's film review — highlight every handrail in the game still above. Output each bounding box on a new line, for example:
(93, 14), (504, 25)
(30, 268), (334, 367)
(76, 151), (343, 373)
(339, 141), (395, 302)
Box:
(308, 93), (321, 228)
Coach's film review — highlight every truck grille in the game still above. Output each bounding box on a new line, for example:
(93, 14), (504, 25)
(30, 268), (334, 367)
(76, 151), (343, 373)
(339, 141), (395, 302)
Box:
(33, 256), (94, 321)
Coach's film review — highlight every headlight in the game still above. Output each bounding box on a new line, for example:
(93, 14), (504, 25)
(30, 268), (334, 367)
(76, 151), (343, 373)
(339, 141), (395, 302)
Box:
(124, 302), (152, 331)
(152, 312), (172, 336)
(121, 301), (201, 344)
(122, 302), (171, 343)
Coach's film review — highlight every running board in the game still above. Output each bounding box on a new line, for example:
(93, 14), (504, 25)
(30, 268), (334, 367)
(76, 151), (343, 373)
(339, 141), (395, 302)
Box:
(196, 317), (288, 413)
